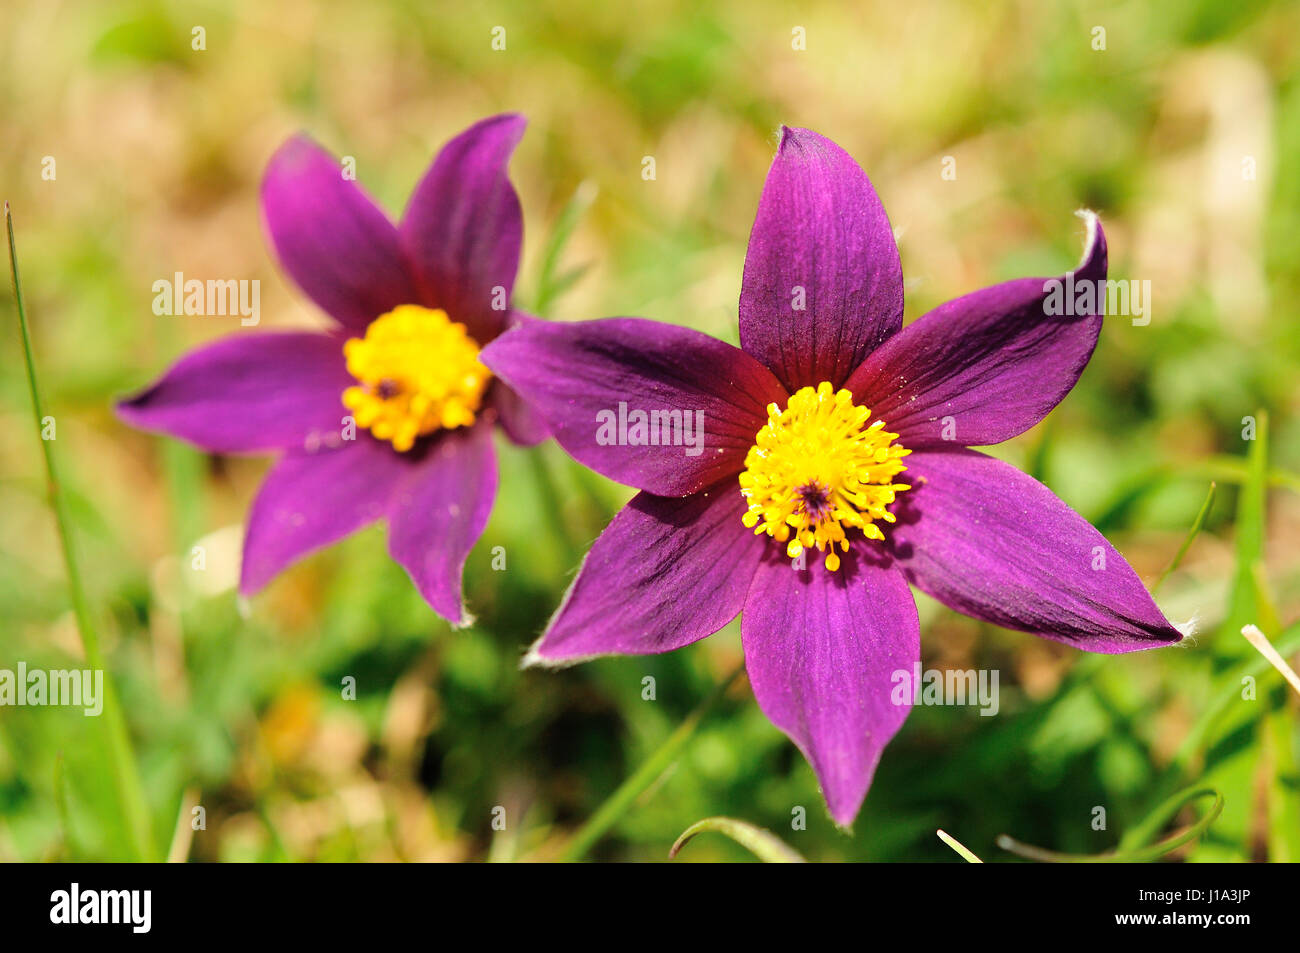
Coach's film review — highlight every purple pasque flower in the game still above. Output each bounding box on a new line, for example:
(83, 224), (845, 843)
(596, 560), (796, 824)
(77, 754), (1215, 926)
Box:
(481, 126), (1184, 827)
(118, 114), (547, 625)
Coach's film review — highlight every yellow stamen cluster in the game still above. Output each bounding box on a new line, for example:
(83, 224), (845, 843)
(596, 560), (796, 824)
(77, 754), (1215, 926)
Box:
(341, 304), (490, 452)
(739, 382), (911, 571)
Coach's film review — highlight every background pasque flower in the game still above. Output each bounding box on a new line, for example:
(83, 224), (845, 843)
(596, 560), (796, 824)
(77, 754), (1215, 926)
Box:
(117, 114), (546, 625)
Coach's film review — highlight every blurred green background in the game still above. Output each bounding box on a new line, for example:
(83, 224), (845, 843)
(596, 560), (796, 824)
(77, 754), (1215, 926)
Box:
(2, 0), (1299, 862)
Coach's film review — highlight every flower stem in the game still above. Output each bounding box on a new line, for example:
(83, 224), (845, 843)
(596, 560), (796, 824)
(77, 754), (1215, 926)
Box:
(6, 203), (157, 862)
(556, 661), (746, 862)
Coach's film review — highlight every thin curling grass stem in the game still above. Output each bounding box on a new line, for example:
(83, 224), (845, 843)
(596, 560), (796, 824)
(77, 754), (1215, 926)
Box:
(670, 816), (807, 862)
(999, 786), (1223, 863)
(556, 661), (746, 862)
(6, 204), (157, 862)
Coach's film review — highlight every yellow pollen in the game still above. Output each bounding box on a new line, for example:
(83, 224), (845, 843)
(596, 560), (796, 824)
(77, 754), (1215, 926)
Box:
(738, 381), (911, 571)
(341, 304), (490, 452)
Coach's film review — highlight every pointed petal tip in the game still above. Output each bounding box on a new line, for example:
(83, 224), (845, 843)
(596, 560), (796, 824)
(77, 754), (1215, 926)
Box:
(236, 558), (267, 603)
(113, 392), (142, 421)
(447, 113), (527, 160)
(397, 568), (474, 628)
(773, 124), (829, 158)
(518, 638), (595, 671)
(448, 609), (476, 630)
(114, 385), (166, 429)
(1072, 208), (1107, 277)
(486, 111), (527, 132)
(262, 132), (325, 183)
(519, 640), (555, 670)
(828, 803), (860, 832)
(450, 112), (527, 154)
(1172, 615), (1199, 644)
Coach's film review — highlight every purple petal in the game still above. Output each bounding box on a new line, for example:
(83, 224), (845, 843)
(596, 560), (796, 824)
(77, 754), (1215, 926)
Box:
(240, 436), (408, 595)
(387, 422), (498, 626)
(261, 135), (420, 333)
(489, 381), (549, 447)
(890, 448), (1184, 652)
(482, 317), (788, 496)
(847, 213), (1107, 449)
(742, 551), (919, 828)
(400, 114), (525, 345)
(117, 331), (353, 454)
(487, 311), (549, 446)
(739, 126), (904, 394)
(526, 483), (765, 664)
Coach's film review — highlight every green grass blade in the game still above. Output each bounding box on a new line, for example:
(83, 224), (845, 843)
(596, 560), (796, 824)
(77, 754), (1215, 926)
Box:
(53, 753), (76, 860)
(1226, 411), (1269, 640)
(999, 787), (1223, 862)
(556, 662), (744, 862)
(1192, 410), (1270, 860)
(1153, 482), (1216, 593)
(6, 203), (157, 862)
(531, 180), (597, 315)
(670, 816), (807, 862)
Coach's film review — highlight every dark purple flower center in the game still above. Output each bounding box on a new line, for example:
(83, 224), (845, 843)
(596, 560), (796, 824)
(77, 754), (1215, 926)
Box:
(375, 377), (401, 400)
(793, 480), (834, 523)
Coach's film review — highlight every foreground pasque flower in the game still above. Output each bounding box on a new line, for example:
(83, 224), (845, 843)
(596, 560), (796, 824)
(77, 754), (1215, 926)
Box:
(483, 126), (1184, 826)
(118, 114), (546, 624)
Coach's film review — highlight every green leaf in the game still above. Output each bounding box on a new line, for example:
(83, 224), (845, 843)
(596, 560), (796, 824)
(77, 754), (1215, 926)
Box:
(7, 203), (157, 862)
(1188, 410), (1269, 860)
(1265, 708), (1300, 862)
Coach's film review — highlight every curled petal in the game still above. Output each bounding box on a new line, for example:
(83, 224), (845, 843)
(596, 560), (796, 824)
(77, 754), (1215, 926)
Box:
(526, 484), (765, 664)
(848, 212), (1107, 448)
(742, 550), (919, 828)
(739, 126), (904, 393)
(482, 317), (787, 497)
(889, 448), (1184, 652)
